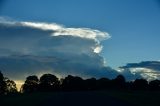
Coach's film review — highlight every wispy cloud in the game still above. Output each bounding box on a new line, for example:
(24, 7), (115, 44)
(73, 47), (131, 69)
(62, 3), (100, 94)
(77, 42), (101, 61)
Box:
(21, 22), (110, 41)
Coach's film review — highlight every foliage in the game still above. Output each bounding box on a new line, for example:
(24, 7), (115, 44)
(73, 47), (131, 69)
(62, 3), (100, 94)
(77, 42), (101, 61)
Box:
(21, 73), (160, 92)
(21, 75), (39, 93)
(0, 71), (17, 95)
(1, 70), (160, 94)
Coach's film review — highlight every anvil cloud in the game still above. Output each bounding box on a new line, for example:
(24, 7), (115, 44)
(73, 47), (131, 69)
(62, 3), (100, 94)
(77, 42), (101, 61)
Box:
(0, 17), (117, 81)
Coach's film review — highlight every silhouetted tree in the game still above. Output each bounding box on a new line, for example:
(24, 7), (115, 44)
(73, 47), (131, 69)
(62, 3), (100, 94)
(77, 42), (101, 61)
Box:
(61, 75), (84, 91)
(97, 78), (111, 90)
(0, 71), (6, 94)
(112, 75), (126, 89)
(133, 79), (148, 90)
(85, 78), (97, 90)
(149, 80), (160, 90)
(0, 71), (17, 94)
(126, 81), (134, 90)
(39, 74), (59, 91)
(3, 70), (160, 93)
(4, 78), (17, 94)
(22, 75), (39, 93)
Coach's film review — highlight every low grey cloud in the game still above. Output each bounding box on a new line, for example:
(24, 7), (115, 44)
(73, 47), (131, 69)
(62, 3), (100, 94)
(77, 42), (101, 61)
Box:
(0, 17), (118, 81)
(120, 61), (160, 81)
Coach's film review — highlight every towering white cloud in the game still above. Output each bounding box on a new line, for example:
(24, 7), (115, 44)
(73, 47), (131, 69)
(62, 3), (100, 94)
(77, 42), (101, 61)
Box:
(0, 17), (117, 81)
(0, 18), (110, 54)
(20, 21), (110, 53)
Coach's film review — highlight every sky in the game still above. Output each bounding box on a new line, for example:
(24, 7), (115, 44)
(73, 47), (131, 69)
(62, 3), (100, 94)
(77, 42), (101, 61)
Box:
(1, 0), (160, 68)
(0, 0), (160, 82)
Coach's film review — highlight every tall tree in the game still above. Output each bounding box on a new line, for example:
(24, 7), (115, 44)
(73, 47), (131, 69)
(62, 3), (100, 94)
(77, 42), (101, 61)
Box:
(97, 78), (111, 90)
(4, 78), (17, 94)
(39, 74), (59, 91)
(0, 71), (6, 94)
(61, 75), (84, 91)
(21, 75), (39, 93)
(149, 80), (160, 90)
(112, 75), (126, 89)
(133, 79), (148, 90)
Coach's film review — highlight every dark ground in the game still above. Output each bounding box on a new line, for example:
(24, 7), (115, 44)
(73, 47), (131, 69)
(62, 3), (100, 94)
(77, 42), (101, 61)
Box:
(39, 91), (132, 106)
(0, 90), (160, 106)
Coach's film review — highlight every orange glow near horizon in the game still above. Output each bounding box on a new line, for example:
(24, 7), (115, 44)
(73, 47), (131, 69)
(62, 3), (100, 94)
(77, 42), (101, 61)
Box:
(15, 80), (24, 91)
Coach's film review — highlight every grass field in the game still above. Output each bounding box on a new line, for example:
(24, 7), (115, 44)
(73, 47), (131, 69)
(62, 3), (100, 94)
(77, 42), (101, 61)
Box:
(0, 90), (160, 106)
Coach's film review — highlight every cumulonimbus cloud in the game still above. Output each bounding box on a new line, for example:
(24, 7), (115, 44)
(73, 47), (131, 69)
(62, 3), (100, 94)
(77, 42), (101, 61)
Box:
(21, 21), (110, 54)
(2, 17), (160, 82)
(0, 17), (118, 81)
(0, 17), (110, 54)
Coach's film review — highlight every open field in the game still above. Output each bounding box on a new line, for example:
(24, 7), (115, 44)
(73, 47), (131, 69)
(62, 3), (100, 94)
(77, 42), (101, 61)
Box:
(0, 90), (160, 106)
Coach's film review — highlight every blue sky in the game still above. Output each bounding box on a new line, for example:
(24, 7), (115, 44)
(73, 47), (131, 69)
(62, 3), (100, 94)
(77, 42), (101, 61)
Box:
(1, 0), (160, 68)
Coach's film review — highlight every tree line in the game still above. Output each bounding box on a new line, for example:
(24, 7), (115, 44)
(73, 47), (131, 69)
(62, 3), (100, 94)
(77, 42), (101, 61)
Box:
(1, 71), (160, 94)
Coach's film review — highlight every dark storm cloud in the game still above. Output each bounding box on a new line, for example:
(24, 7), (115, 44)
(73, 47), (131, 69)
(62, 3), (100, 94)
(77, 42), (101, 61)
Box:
(0, 17), (119, 81)
(0, 55), (118, 80)
(120, 61), (160, 70)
